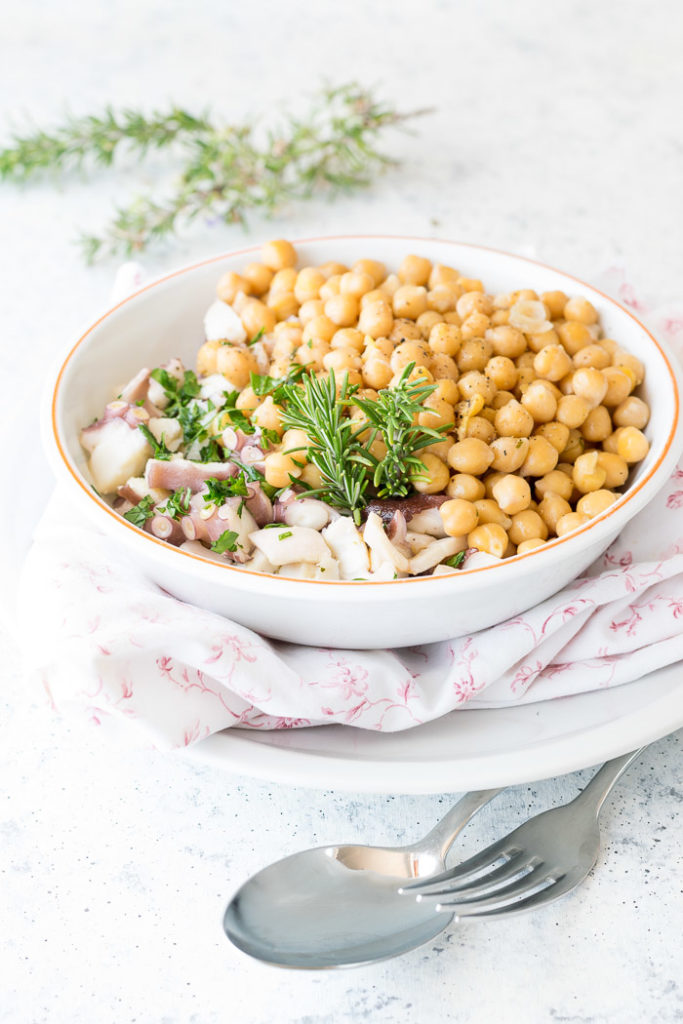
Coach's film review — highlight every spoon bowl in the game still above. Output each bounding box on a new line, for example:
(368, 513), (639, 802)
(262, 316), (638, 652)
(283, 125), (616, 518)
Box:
(223, 788), (500, 968)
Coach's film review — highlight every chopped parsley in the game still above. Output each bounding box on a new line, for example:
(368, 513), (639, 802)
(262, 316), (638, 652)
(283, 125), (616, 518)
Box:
(259, 427), (281, 450)
(204, 474), (249, 506)
(198, 439), (223, 463)
(278, 530), (293, 540)
(138, 423), (173, 460)
(249, 365), (306, 402)
(210, 530), (240, 554)
(123, 495), (156, 527)
(247, 327), (265, 346)
(150, 368), (201, 416)
(222, 407), (256, 434)
(444, 551), (466, 569)
(158, 487), (192, 520)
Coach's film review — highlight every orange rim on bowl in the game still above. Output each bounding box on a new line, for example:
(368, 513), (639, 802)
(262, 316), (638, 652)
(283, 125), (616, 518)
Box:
(51, 236), (681, 585)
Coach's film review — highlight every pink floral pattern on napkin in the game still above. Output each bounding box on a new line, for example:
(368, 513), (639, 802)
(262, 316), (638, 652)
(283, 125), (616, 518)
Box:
(18, 273), (683, 748)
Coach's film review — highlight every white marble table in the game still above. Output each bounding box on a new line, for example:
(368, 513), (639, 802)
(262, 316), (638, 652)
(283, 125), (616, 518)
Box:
(2, 1), (682, 1020)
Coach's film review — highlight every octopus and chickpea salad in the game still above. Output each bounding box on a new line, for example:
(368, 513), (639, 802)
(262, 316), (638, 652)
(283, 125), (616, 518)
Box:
(80, 240), (652, 581)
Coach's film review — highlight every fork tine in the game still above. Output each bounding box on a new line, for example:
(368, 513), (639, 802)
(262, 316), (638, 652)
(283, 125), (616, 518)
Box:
(434, 869), (564, 915)
(415, 852), (539, 901)
(399, 837), (520, 894)
(442, 871), (579, 918)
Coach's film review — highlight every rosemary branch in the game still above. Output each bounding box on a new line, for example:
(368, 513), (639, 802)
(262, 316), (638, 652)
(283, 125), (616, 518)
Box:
(0, 83), (430, 262)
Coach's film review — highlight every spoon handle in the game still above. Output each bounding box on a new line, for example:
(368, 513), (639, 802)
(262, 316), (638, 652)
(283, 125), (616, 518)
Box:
(416, 788), (503, 861)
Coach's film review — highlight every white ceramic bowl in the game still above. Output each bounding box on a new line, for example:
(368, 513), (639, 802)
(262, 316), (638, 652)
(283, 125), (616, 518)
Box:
(43, 236), (683, 648)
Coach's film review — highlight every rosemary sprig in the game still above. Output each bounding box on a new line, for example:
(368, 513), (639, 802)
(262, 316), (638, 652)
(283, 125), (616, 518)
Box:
(0, 83), (430, 261)
(351, 364), (451, 499)
(279, 371), (371, 524)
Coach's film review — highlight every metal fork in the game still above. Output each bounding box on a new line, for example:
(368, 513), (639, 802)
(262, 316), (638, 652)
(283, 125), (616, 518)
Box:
(399, 748), (644, 918)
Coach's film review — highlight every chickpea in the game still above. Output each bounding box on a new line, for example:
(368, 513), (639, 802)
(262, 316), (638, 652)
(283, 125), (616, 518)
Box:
(329, 328), (362, 353)
(252, 396), (284, 435)
(410, 452), (450, 494)
(446, 473), (486, 502)
(555, 511), (590, 536)
(601, 428), (624, 454)
(440, 498), (479, 536)
(599, 337), (620, 357)
(269, 269), (298, 298)
(380, 272), (401, 297)
(556, 320), (593, 355)
(534, 421), (571, 453)
(492, 474), (532, 515)
(457, 337), (493, 372)
(612, 349), (645, 385)
(433, 378), (460, 405)
(427, 285), (459, 313)
(573, 344), (611, 370)
(390, 365), (433, 388)
(356, 300), (393, 339)
(235, 386), (259, 414)
(301, 462), (324, 489)
(617, 426), (650, 463)
(563, 297), (598, 324)
(508, 509), (548, 545)
(430, 353), (459, 381)
(576, 489), (618, 518)
(516, 351), (536, 370)
(517, 538), (546, 554)
(581, 405), (612, 442)
(467, 522), (508, 558)
(242, 261), (273, 296)
(324, 293), (359, 328)
(443, 311), (463, 326)
(280, 427), (310, 457)
(216, 344), (258, 389)
(267, 292), (299, 320)
(429, 263), (460, 289)
(447, 437), (495, 475)
(264, 451), (302, 489)
(319, 275), (342, 302)
(494, 399), (534, 438)
(571, 367), (608, 408)
(294, 267), (326, 304)
(486, 325), (527, 358)
(390, 340), (431, 374)
(363, 336), (394, 360)
(486, 356), (518, 391)
(457, 291), (493, 319)
(534, 469), (574, 501)
(458, 371), (497, 404)
(519, 435), (559, 477)
(302, 315), (336, 345)
(196, 339), (221, 376)
(489, 436), (530, 473)
(461, 312), (491, 340)
(613, 395), (650, 429)
(540, 290), (569, 319)
(596, 451), (629, 488)
(323, 348), (361, 374)
(216, 270), (251, 304)
(393, 285), (429, 320)
(296, 341), (329, 371)
(352, 258), (386, 287)
(240, 298), (276, 337)
(399, 254), (432, 286)
(261, 239), (297, 271)
(533, 344), (573, 382)
(389, 318), (423, 342)
(340, 271), (375, 299)
(298, 299), (325, 324)
(418, 396), (455, 431)
(556, 393), (591, 428)
(601, 366), (635, 406)
(573, 450), (607, 493)
(491, 390), (515, 409)
(416, 311), (444, 337)
(522, 380), (558, 423)
(490, 309), (510, 326)
(560, 428), (586, 464)
(360, 288), (388, 308)
(463, 415), (496, 443)
(538, 492), (572, 533)
(362, 358), (393, 390)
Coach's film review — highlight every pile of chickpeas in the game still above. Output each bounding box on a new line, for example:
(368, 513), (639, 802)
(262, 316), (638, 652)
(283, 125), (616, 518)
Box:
(195, 239), (651, 561)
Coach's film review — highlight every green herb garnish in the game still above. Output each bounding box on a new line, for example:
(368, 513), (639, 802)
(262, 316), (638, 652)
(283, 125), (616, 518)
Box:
(123, 495), (156, 527)
(138, 423), (173, 460)
(158, 487), (192, 520)
(210, 530), (240, 554)
(278, 530), (293, 540)
(198, 439), (223, 463)
(444, 551), (466, 569)
(247, 327), (265, 347)
(150, 368), (201, 417)
(204, 474), (249, 506)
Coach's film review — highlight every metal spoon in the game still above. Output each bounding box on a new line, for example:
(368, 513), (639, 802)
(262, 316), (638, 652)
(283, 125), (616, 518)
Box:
(223, 787), (500, 969)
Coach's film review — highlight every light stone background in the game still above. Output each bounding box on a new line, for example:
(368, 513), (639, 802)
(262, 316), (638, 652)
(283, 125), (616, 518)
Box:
(2, 1), (683, 1022)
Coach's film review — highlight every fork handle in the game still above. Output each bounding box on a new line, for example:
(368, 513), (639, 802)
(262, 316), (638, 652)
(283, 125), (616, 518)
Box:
(573, 747), (644, 814)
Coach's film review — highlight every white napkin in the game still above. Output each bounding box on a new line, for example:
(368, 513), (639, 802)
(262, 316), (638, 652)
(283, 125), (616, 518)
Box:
(18, 272), (683, 749)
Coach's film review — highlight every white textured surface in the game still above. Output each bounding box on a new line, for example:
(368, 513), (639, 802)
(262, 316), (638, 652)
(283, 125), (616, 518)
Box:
(1, 0), (682, 1021)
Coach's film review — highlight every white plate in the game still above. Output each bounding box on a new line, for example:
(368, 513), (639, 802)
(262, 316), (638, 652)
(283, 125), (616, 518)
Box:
(189, 660), (683, 793)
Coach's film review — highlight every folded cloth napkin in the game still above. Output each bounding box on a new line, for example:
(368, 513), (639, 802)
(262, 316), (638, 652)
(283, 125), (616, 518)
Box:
(18, 272), (683, 749)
